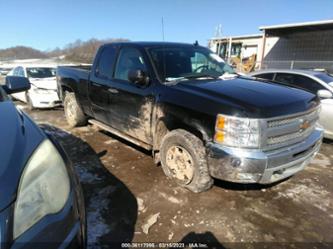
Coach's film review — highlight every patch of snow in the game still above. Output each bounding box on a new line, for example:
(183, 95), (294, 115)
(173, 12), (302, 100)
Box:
(276, 183), (332, 212)
(159, 192), (182, 204)
(168, 232), (174, 240)
(137, 197), (145, 212)
(142, 213), (160, 234)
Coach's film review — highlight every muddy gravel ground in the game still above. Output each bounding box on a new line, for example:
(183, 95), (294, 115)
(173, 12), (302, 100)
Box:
(19, 104), (333, 249)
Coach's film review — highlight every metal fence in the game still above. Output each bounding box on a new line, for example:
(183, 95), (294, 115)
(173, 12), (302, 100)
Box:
(259, 60), (333, 73)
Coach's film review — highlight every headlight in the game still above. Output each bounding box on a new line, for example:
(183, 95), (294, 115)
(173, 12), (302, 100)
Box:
(13, 140), (70, 239)
(214, 114), (261, 148)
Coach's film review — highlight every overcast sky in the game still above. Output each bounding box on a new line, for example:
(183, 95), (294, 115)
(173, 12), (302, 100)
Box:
(1, 0), (333, 50)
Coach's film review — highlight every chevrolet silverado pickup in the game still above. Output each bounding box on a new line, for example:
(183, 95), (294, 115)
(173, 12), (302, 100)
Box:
(57, 42), (323, 193)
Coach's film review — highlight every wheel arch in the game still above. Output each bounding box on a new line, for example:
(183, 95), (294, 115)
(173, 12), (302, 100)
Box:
(153, 114), (210, 162)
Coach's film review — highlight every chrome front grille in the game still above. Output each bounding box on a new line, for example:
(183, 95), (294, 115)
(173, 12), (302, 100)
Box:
(267, 123), (316, 145)
(267, 109), (319, 128)
(263, 107), (320, 150)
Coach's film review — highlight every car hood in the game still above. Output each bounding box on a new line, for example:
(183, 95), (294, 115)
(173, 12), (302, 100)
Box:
(29, 77), (57, 90)
(174, 77), (319, 118)
(0, 101), (44, 211)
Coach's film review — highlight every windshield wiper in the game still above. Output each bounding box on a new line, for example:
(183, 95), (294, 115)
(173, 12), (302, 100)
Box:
(183, 74), (219, 80)
(165, 74), (218, 85)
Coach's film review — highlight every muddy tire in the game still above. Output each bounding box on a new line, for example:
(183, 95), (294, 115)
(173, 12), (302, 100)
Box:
(160, 129), (213, 193)
(64, 92), (87, 128)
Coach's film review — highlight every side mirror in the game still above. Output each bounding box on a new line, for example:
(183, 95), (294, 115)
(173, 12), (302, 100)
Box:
(317, 89), (333, 99)
(128, 69), (149, 86)
(3, 76), (30, 94)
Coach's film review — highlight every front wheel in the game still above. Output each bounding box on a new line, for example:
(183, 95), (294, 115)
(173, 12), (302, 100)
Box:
(160, 129), (213, 193)
(64, 92), (87, 128)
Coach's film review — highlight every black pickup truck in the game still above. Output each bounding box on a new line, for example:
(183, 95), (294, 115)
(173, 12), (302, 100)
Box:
(57, 42), (323, 192)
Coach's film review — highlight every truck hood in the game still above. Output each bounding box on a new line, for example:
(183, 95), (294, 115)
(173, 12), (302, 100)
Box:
(0, 101), (44, 211)
(175, 77), (319, 118)
(29, 77), (57, 90)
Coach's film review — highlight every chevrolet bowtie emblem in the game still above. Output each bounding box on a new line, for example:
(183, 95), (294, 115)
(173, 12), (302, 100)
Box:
(299, 120), (310, 131)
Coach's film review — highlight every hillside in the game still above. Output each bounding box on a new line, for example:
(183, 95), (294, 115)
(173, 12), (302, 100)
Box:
(48, 38), (130, 63)
(0, 46), (47, 60)
(0, 38), (129, 63)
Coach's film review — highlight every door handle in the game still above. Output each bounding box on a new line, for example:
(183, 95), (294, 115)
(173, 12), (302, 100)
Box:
(108, 88), (119, 94)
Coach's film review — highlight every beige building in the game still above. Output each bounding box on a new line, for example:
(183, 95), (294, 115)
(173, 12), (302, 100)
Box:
(209, 19), (333, 73)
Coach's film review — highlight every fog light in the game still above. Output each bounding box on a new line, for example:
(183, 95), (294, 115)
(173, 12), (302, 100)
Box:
(231, 158), (241, 168)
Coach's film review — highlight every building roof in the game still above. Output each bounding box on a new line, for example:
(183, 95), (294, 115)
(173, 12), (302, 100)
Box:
(210, 34), (262, 41)
(259, 19), (333, 31)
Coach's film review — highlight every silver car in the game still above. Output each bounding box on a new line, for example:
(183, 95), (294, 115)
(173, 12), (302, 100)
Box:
(250, 69), (333, 139)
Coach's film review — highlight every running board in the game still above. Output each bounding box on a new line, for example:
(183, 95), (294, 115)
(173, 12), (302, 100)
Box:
(88, 119), (152, 150)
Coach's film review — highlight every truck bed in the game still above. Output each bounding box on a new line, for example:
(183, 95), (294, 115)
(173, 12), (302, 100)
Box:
(56, 65), (92, 101)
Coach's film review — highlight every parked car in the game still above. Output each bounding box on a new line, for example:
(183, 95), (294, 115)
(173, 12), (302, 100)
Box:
(0, 66), (13, 76)
(0, 76), (86, 248)
(250, 69), (333, 139)
(7, 65), (61, 109)
(57, 42), (323, 193)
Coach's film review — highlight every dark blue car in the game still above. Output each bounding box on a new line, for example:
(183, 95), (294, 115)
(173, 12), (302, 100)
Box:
(0, 76), (86, 248)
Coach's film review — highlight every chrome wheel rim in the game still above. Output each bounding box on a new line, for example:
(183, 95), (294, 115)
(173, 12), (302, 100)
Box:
(165, 145), (194, 184)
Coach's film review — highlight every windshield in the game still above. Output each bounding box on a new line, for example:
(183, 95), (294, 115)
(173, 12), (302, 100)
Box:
(26, 67), (56, 78)
(149, 46), (235, 82)
(315, 73), (333, 84)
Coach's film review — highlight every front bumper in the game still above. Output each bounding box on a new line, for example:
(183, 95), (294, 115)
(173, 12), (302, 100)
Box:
(29, 90), (62, 108)
(207, 128), (323, 184)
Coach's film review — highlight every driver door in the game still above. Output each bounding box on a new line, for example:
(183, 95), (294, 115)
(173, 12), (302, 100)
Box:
(106, 46), (155, 144)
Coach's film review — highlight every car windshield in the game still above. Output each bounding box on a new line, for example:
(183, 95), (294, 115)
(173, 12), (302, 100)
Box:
(315, 73), (333, 84)
(149, 46), (235, 83)
(26, 67), (56, 78)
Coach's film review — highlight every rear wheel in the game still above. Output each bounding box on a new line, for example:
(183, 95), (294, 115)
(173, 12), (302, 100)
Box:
(64, 92), (87, 128)
(160, 129), (213, 193)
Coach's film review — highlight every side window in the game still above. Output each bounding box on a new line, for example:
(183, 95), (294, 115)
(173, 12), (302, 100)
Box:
(13, 67), (19, 76)
(96, 46), (117, 79)
(191, 52), (208, 72)
(114, 47), (147, 82)
(18, 67), (25, 77)
(12, 67), (24, 77)
(255, 73), (274, 80)
(292, 75), (325, 93)
(275, 73), (295, 84)
(275, 73), (324, 93)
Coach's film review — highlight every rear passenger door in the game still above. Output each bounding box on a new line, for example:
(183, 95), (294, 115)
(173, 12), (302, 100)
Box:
(88, 45), (119, 124)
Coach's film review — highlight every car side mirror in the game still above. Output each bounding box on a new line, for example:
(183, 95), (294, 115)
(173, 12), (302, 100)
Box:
(3, 76), (30, 94)
(317, 89), (333, 99)
(128, 69), (149, 86)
